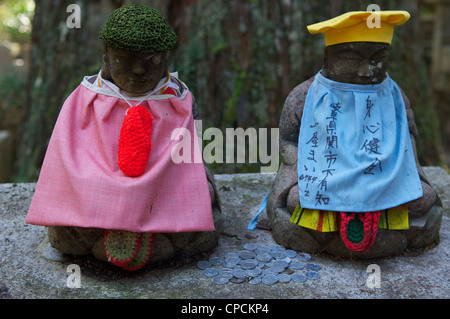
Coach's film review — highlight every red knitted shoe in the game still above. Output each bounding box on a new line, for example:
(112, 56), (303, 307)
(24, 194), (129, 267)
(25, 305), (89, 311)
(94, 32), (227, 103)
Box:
(339, 211), (381, 253)
(118, 105), (153, 177)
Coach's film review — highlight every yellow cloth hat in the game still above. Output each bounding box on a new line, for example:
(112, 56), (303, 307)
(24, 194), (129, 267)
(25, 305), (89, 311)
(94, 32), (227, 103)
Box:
(307, 10), (410, 46)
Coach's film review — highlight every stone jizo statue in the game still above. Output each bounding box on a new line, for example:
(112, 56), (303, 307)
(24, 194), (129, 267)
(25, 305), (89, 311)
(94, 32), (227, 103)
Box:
(265, 11), (443, 258)
(26, 6), (221, 270)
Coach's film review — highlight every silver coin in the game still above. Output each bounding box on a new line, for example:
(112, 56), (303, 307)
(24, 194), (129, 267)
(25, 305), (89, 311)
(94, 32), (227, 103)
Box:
(270, 244), (285, 252)
(225, 252), (239, 259)
(277, 274), (291, 283)
(243, 243), (257, 251)
(209, 257), (223, 266)
(256, 252), (272, 262)
(197, 260), (212, 270)
(273, 260), (289, 269)
(263, 268), (279, 276)
(213, 276), (229, 285)
(203, 268), (219, 277)
(248, 277), (262, 285)
(285, 250), (298, 258)
(270, 250), (287, 259)
(297, 253), (312, 261)
(238, 250), (255, 260)
(219, 269), (234, 279)
(306, 263), (321, 271)
(289, 261), (306, 270)
(291, 274), (307, 283)
(255, 245), (271, 254)
(246, 267), (262, 278)
(241, 259), (258, 269)
(279, 256), (292, 264)
(230, 277), (246, 284)
(232, 268), (248, 279)
(262, 274), (279, 285)
(269, 265), (285, 273)
(306, 271), (320, 280)
(224, 257), (240, 266)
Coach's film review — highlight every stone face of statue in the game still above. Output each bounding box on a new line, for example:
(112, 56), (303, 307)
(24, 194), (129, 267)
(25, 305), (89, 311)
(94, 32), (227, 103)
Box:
(321, 42), (389, 85)
(101, 44), (169, 96)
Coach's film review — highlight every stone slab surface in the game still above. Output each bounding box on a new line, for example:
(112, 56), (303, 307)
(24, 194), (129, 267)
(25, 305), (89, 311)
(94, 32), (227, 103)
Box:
(0, 167), (449, 300)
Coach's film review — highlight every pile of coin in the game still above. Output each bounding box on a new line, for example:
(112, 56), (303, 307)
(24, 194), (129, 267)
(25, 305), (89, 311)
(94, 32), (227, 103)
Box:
(196, 243), (322, 285)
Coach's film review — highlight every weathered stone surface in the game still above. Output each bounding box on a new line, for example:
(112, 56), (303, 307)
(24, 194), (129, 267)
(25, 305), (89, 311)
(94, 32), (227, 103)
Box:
(0, 168), (448, 299)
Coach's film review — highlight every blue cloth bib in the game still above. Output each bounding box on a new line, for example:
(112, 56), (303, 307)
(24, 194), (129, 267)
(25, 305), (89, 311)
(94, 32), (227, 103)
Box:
(298, 72), (423, 212)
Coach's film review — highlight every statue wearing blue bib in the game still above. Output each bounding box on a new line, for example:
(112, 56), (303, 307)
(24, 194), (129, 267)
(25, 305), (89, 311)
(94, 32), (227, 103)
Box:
(265, 11), (442, 258)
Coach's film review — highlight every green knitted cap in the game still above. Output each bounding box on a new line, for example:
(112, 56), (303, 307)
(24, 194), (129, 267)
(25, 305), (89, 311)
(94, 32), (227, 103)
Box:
(99, 5), (177, 54)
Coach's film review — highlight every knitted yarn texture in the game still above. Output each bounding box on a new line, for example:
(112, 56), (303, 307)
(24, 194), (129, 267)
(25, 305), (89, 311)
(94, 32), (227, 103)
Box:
(104, 230), (154, 271)
(118, 105), (153, 177)
(99, 5), (177, 54)
(339, 212), (381, 252)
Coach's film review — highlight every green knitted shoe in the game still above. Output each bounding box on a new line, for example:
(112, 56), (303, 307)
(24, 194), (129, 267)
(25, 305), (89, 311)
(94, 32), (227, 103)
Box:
(103, 230), (142, 267)
(122, 233), (154, 271)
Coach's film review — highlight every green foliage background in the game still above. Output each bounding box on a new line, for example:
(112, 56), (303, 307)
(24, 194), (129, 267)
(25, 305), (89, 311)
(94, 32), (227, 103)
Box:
(0, 0), (445, 181)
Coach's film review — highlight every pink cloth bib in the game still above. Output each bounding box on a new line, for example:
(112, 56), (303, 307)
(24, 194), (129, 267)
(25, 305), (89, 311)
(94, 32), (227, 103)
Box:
(26, 76), (214, 233)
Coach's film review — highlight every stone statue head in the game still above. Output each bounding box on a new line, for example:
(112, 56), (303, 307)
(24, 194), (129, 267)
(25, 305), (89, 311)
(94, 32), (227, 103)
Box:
(307, 11), (410, 85)
(322, 41), (389, 85)
(98, 5), (177, 95)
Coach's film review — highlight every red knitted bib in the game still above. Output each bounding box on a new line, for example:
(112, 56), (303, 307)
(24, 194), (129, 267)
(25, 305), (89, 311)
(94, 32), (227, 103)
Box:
(118, 105), (153, 177)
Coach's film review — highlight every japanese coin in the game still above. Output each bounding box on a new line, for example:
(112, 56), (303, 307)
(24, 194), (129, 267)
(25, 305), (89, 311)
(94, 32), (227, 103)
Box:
(225, 252), (238, 259)
(203, 268), (219, 277)
(270, 250), (286, 259)
(246, 267), (262, 278)
(306, 263), (321, 271)
(270, 245), (285, 252)
(262, 274), (279, 285)
(297, 253), (312, 261)
(209, 257), (223, 266)
(248, 277), (262, 285)
(232, 268), (248, 279)
(255, 245), (270, 254)
(273, 259), (289, 269)
(291, 274), (307, 283)
(285, 250), (298, 258)
(238, 250), (255, 260)
(213, 276), (229, 285)
(268, 265), (285, 273)
(289, 261), (305, 270)
(196, 260), (212, 270)
(219, 269), (234, 279)
(230, 277), (246, 284)
(306, 271), (320, 280)
(256, 252), (272, 263)
(224, 257), (240, 267)
(277, 274), (291, 283)
(241, 259), (258, 269)
(243, 243), (257, 251)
